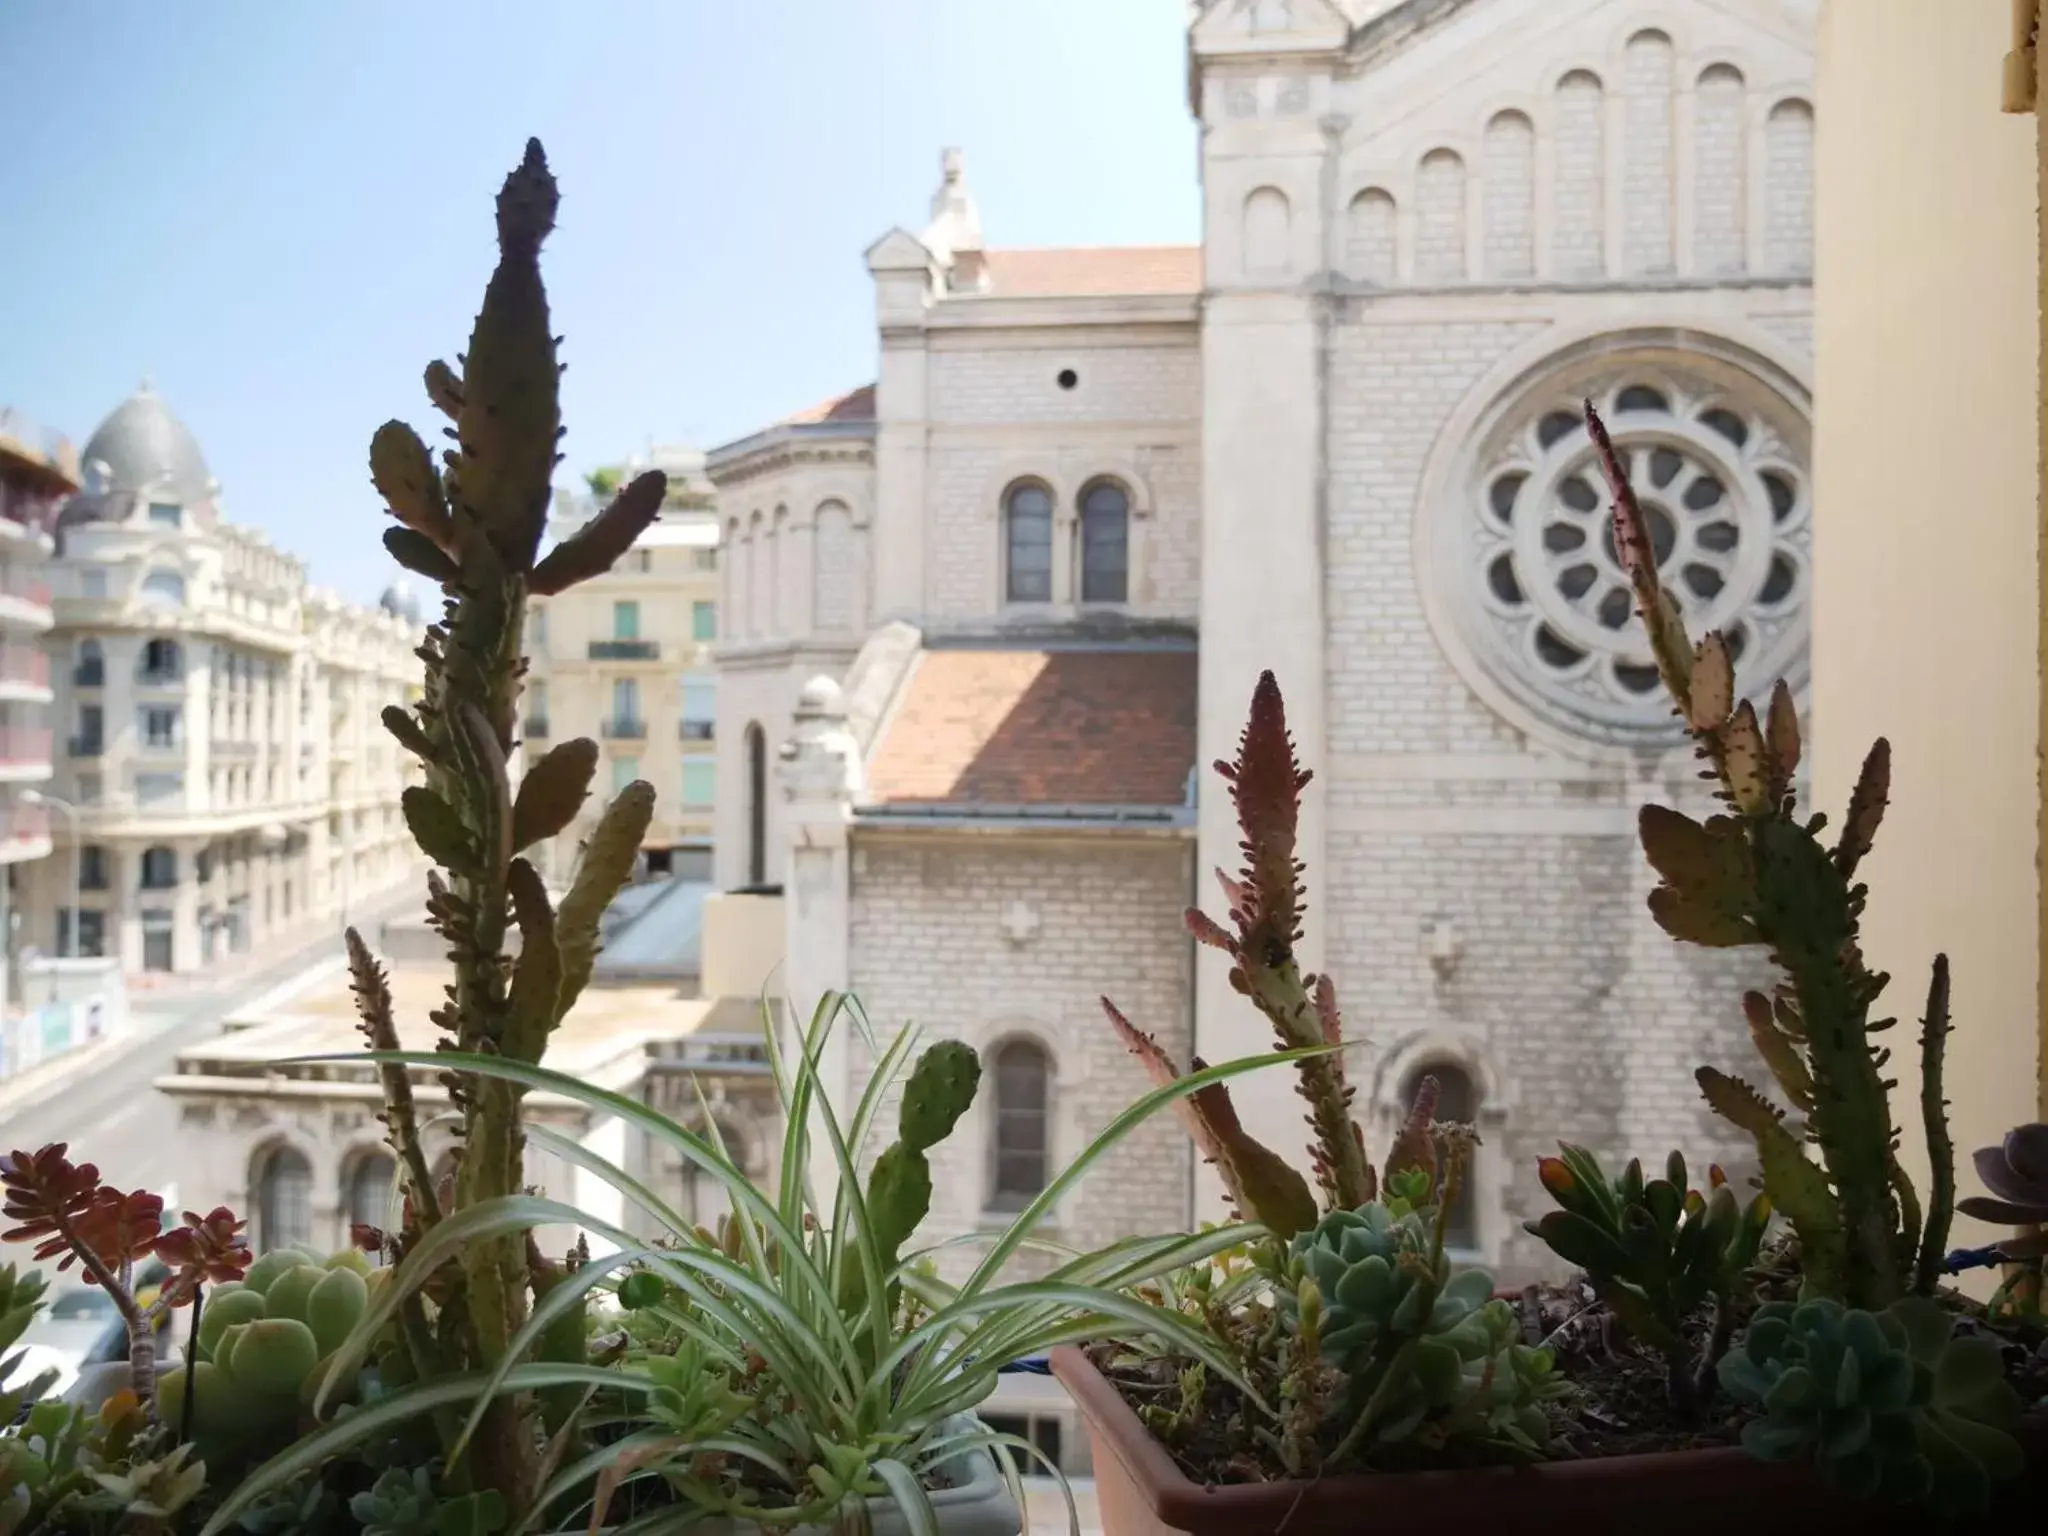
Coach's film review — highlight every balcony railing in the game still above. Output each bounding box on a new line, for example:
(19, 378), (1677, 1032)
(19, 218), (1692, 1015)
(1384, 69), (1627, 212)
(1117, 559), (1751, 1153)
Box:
(137, 668), (183, 688)
(68, 736), (102, 759)
(589, 640), (660, 661)
(680, 719), (715, 741)
(523, 718), (549, 740)
(601, 718), (648, 740)
(0, 649), (49, 689)
(0, 727), (51, 766)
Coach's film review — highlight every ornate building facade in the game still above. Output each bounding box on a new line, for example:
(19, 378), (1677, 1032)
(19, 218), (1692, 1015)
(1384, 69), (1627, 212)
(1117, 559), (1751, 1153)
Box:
(23, 384), (422, 974)
(716, 0), (1817, 1289)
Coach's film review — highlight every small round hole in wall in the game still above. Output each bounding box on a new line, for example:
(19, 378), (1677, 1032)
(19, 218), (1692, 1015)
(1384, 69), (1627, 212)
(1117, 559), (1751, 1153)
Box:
(1056, 368), (1078, 391)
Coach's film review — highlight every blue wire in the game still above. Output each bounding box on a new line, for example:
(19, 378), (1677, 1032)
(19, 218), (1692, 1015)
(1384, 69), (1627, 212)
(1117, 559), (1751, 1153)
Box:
(997, 1357), (1053, 1375)
(1943, 1244), (2013, 1275)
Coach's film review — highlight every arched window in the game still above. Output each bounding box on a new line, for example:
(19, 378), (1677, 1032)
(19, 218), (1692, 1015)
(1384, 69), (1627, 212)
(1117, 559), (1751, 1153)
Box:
(139, 846), (177, 890)
(346, 1151), (397, 1234)
(140, 569), (186, 607)
(1404, 1063), (1481, 1252)
(254, 1145), (313, 1252)
(1078, 481), (1129, 604)
(1003, 483), (1053, 604)
(140, 637), (182, 683)
(744, 722), (767, 887)
(990, 1038), (1051, 1209)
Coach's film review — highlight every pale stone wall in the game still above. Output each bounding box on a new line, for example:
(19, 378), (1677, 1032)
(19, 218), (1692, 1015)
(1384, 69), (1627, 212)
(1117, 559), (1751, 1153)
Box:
(844, 834), (1195, 1279)
(1811, 0), (2041, 1253)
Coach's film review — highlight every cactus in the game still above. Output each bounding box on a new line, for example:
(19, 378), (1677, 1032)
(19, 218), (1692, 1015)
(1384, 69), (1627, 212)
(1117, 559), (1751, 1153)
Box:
(1288, 1195), (1559, 1463)
(349, 137), (667, 1506)
(1717, 1297), (2023, 1516)
(1526, 1146), (1770, 1418)
(842, 1040), (980, 1325)
(1585, 403), (1956, 1312)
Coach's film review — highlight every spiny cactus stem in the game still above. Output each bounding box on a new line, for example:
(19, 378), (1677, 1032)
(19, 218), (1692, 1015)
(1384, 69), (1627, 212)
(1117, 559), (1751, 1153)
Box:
(1242, 963), (1372, 1210)
(1915, 955), (1956, 1294)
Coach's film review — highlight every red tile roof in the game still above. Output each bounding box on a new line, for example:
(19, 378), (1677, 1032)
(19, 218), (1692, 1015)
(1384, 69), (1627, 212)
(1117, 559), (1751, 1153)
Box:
(779, 383), (877, 426)
(980, 246), (1202, 298)
(866, 647), (1198, 808)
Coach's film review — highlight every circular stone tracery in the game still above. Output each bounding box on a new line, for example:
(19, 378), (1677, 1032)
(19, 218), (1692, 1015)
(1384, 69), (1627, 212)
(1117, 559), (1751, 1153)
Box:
(1455, 363), (1810, 746)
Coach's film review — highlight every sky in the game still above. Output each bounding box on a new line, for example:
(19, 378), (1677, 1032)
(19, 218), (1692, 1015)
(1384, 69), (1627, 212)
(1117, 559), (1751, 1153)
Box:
(0, 1), (1201, 605)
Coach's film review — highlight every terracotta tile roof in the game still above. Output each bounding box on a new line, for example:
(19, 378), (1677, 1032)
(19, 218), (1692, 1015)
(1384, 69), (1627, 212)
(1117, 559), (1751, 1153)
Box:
(979, 246), (1202, 298)
(866, 646), (1198, 808)
(779, 383), (876, 426)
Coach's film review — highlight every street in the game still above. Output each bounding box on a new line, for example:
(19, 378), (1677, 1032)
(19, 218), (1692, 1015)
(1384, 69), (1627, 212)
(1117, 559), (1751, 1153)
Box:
(0, 887), (422, 1199)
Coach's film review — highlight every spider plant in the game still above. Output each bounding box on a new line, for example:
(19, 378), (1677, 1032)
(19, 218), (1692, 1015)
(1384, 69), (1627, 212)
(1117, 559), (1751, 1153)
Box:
(196, 991), (1336, 1536)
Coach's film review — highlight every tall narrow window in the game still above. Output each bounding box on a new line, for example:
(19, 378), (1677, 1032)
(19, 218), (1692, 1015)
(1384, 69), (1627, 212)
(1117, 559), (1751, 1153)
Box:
(612, 755), (640, 795)
(1078, 481), (1130, 604)
(990, 1040), (1050, 1208)
(74, 640), (102, 687)
(611, 678), (640, 730)
(346, 1152), (397, 1234)
(692, 601), (717, 641)
(254, 1146), (313, 1251)
(1407, 1063), (1482, 1252)
(744, 723), (766, 886)
(613, 600), (640, 641)
(1004, 483), (1054, 603)
(140, 846), (177, 890)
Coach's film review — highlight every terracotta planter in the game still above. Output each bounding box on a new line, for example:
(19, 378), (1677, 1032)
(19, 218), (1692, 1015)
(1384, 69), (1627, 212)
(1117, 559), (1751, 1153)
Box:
(1050, 1346), (2048, 1536)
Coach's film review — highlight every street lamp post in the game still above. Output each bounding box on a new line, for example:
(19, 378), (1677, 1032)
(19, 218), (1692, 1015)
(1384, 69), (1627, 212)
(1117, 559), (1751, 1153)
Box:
(21, 791), (79, 959)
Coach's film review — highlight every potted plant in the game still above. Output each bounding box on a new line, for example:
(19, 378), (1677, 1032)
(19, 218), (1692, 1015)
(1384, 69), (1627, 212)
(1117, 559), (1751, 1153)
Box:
(1051, 404), (2048, 1533)
(0, 137), (1342, 1536)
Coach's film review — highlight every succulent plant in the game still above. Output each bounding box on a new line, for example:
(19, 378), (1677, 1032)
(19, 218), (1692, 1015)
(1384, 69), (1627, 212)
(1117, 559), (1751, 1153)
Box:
(1718, 1297), (2023, 1516)
(158, 1248), (375, 1461)
(1289, 1197), (1558, 1460)
(1103, 672), (1377, 1243)
(1527, 1145), (1770, 1417)
(1958, 1122), (2048, 1256)
(1585, 403), (1957, 1313)
(843, 1039), (980, 1325)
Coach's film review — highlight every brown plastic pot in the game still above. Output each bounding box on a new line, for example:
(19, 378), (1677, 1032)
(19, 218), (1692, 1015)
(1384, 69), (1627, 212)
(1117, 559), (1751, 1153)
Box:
(1050, 1345), (2048, 1536)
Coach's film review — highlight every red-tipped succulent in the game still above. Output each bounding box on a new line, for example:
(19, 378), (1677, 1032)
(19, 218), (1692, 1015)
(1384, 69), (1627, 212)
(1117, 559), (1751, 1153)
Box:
(153, 1206), (251, 1300)
(1103, 671), (1451, 1238)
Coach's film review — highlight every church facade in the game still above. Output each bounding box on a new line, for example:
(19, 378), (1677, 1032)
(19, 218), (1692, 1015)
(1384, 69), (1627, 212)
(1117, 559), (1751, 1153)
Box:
(708, 0), (1817, 1284)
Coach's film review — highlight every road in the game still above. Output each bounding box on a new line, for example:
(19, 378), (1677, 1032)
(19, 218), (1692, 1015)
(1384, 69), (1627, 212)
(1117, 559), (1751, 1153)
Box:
(0, 887), (422, 1199)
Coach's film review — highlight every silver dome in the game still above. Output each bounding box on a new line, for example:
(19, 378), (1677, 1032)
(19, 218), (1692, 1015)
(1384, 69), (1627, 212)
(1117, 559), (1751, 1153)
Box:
(79, 381), (212, 505)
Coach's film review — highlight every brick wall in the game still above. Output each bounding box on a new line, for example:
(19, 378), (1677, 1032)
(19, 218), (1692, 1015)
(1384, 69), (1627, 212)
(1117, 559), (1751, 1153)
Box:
(1415, 149), (1469, 283)
(920, 336), (1201, 623)
(1482, 113), (1535, 281)
(1765, 99), (1816, 275)
(1622, 30), (1678, 276)
(846, 835), (1196, 1282)
(1552, 71), (1607, 278)
(1693, 64), (1749, 275)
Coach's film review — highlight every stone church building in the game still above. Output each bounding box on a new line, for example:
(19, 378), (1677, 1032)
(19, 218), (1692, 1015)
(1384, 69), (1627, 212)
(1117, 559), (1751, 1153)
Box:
(707, 0), (1816, 1285)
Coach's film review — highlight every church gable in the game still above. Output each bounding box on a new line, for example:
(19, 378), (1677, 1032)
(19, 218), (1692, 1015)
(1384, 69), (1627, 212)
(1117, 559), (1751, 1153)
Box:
(1191, 0), (1353, 57)
(1327, 0), (1815, 288)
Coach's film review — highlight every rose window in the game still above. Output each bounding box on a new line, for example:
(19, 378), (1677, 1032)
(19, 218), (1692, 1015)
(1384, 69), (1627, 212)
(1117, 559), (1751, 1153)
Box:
(1456, 368), (1810, 746)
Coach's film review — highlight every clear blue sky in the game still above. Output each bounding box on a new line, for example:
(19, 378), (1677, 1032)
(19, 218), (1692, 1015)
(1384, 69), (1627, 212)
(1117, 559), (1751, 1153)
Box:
(0, 2), (1199, 604)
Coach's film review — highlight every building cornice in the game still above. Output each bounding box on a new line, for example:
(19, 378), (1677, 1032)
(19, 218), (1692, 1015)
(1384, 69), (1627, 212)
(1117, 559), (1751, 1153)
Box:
(704, 423), (876, 487)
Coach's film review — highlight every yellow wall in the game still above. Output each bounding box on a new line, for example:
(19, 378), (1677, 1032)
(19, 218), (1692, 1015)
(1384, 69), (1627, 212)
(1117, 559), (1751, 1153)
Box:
(1813, 0), (2041, 1224)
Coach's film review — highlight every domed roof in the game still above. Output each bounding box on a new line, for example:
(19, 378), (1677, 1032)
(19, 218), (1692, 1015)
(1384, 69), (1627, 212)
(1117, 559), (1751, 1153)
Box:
(79, 381), (212, 505)
(378, 578), (424, 625)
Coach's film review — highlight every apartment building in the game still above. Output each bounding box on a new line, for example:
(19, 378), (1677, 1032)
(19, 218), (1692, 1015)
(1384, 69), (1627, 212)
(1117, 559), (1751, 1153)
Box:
(23, 383), (421, 974)
(0, 409), (67, 998)
(524, 446), (720, 882)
